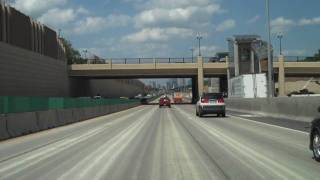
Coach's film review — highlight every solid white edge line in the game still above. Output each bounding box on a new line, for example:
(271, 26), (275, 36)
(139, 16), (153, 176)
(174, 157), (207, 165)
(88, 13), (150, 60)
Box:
(228, 114), (309, 135)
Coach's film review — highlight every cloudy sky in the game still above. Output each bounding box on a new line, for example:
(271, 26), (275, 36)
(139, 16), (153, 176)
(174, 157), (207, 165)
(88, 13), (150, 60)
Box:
(11, 0), (320, 58)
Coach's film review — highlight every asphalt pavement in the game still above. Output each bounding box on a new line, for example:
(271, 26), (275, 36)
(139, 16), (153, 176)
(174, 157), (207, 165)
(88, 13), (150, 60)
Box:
(0, 105), (319, 180)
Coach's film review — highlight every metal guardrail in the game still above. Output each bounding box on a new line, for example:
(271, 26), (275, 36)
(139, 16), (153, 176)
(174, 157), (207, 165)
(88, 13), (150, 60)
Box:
(273, 56), (320, 62)
(73, 56), (319, 65)
(73, 57), (230, 65)
(75, 57), (199, 64)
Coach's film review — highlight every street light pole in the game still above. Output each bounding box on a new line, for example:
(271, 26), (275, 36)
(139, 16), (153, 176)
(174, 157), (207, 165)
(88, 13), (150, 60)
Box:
(190, 48), (194, 62)
(196, 33), (202, 57)
(277, 34), (283, 55)
(266, 0), (274, 97)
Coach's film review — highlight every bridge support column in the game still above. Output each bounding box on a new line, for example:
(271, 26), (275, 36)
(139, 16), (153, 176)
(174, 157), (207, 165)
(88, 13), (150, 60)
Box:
(234, 42), (239, 76)
(278, 55), (286, 96)
(197, 56), (204, 98)
(192, 77), (198, 104)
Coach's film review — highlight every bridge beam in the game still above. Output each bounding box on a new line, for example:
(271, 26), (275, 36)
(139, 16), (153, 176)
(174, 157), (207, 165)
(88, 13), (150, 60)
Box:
(197, 56), (204, 97)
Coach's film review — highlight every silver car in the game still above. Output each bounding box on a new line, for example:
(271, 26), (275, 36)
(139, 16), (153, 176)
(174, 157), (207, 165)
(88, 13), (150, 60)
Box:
(196, 93), (226, 117)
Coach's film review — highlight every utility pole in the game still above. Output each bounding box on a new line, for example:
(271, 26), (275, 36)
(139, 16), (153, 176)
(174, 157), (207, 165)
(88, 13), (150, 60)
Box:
(196, 33), (202, 56)
(266, 0), (274, 97)
(277, 33), (283, 55)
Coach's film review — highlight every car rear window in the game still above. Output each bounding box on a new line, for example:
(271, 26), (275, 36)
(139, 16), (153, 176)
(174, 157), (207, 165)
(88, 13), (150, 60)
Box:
(203, 93), (223, 99)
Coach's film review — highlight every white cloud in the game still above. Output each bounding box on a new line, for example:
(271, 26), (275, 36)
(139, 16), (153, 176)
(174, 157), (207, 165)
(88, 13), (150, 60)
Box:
(201, 45), (218, 56)
(215, 19), (236, 32)
(145, 0), (213, 9)
(72, 17), (107, 34)
(298, 17), (320, 26)
(105, 14), (132, 27)
(72, 14), (131, 35)
(122, 27), (194, 43)
(13, 0), (68, 18)
(270, 17), (295, 34)
(134, 4), (223, 28)
(247, 15), (260, 24)
(38, 8), (78, 27)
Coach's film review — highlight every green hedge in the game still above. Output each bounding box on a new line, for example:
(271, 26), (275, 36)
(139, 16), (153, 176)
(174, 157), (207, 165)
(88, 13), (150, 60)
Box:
(0, 96), (139, 114)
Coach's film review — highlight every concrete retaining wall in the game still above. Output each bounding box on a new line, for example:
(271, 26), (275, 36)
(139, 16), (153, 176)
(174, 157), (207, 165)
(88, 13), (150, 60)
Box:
(225, 97), (320, 122)
(0, 103), (140, 141)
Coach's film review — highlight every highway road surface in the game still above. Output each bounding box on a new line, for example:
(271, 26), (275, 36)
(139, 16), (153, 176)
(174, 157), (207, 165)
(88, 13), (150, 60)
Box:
(0, 105), (319, 180)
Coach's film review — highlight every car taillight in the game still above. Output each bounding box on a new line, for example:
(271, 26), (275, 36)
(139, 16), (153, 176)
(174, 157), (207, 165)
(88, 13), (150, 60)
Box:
(218, 98), (224, 103)
(201, 98), (209, 103)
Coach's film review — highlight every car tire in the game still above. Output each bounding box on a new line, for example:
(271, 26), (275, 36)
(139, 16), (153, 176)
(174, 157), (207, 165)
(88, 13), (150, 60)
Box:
(222, 112), (226, 117)
(199, 111), (203, 117)
(312, 130), (320, 162)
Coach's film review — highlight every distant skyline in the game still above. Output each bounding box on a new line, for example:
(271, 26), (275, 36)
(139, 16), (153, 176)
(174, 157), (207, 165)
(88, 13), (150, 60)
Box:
(11, 0), (320, 58)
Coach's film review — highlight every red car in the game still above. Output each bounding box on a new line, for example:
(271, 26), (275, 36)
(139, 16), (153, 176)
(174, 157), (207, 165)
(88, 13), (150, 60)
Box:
(159, 96), (171, 108)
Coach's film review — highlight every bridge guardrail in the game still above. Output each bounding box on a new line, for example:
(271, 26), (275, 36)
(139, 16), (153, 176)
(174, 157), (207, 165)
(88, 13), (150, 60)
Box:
(74, 57), (221, 65)
(273, 56), (320, 62)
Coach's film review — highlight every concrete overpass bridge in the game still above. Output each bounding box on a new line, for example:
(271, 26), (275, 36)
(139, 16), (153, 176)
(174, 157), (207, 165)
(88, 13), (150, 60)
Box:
(69, 56), (320, 100)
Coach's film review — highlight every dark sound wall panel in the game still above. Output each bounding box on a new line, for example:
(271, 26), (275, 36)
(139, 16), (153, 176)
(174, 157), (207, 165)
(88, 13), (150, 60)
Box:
(44, 26), (58, 59)
(9, 8), (32, 50)
(0, 42), (70, 97)
(0, 5), (3, 41)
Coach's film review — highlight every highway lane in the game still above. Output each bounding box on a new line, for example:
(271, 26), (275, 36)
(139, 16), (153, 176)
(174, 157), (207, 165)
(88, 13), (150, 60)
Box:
(0, 105), (319, 180)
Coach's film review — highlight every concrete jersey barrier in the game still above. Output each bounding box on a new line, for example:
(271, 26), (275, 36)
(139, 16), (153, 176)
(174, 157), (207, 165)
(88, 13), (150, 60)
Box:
(6, 112), (39, 137)
(1, 103), (141, 141)
(0, 115), (10, 141)
(225, 97), (320, 122)
(36, 110), (58, 130)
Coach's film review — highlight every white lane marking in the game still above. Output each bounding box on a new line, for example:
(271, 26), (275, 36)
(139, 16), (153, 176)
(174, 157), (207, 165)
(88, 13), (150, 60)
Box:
(167, 109), (225, 180)
(229, 115), (309, 135)
(0, 108), (147, 178)
(239, 114), (263, 118)
(175, 107), (307, 179)
(57, 107), (157, 180)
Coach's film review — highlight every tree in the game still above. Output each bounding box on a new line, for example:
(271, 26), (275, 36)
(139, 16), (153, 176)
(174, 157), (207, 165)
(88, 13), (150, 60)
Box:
(304, 49), (320, 62)
(60, 37), (86, 64)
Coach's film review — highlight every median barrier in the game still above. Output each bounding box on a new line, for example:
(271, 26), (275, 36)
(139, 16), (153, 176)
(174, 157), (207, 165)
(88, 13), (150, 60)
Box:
(1, 101), (140, 141)
(72, 108), (85, 122)
(56, 109), (74, 126)
(0, 115), (9, 141)
(7, 112), (39, 137)
(226, 97), (320, 122)
(84, 107), (96, 119)
(36, 110), (58, 130)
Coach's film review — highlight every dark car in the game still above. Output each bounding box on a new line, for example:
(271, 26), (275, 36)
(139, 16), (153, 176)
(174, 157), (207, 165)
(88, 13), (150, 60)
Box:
(310, 107), (320, 162)
(159, 96), (171, 108)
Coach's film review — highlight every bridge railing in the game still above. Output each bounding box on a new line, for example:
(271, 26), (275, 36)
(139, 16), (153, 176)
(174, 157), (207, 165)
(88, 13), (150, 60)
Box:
(203, 57), (227, 63)
(74, 57), (232, 65)
(77, 57), (198, 64)
(273, 56), (320, 62)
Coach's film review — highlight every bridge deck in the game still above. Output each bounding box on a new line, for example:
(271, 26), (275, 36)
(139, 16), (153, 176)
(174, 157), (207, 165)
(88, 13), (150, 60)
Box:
(69, 62), (320, 78)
